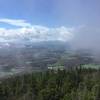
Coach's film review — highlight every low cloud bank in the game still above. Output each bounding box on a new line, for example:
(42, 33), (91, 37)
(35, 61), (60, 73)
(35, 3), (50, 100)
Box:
(0, 18), (100, 55)
(0, 18), (73, 42)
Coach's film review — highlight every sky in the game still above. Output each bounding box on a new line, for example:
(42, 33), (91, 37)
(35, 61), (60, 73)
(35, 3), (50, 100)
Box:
(0, 0), (100, 51)
(0, 0), (100, 27)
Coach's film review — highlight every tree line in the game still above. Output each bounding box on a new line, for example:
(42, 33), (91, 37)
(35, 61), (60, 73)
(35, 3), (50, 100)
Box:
(0, 67), (100, 100)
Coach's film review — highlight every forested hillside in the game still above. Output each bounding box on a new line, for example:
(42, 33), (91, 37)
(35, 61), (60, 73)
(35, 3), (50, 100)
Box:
(0, 67), (100, 100)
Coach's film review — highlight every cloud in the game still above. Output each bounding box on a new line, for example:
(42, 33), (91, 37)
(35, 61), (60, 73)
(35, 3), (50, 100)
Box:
(0, 18), (74, 42)
(70, 26), (100, 53)
(0, 18), (100, 55)
(0, 23), (74, 42)
(0, 18), (31, 27)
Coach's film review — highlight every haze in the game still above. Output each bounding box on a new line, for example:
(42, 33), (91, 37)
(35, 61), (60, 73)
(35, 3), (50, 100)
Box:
(0, 0), (100, 52)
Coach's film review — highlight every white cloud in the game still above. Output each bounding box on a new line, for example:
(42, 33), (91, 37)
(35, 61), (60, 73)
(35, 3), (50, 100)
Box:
(70, 26), (100, 53)
(0, 18), (31, 27)
(0, 18), (74, 42)
(1, 18), (100, 54)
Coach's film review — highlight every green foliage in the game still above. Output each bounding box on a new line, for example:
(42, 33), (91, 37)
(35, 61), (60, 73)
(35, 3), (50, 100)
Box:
(0, 68), (100, 100)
